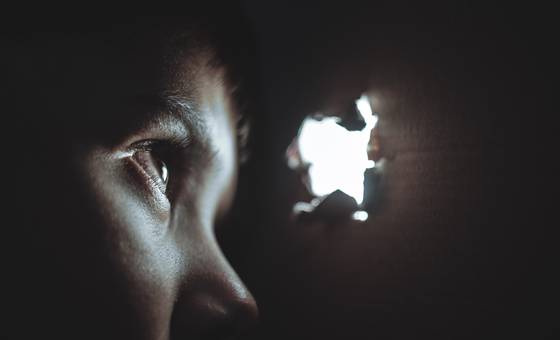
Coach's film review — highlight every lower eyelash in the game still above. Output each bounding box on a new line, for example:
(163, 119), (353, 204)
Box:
(125, 155), (171, 211)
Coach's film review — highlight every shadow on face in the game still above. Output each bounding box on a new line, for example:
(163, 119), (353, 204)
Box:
(7, 14), (258, 340)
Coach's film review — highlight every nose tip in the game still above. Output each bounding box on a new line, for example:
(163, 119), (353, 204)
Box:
(171, 259), (258, 339)
(225, 279), (259, 328)
(207, 276), (259, 333)
(201, 286), (259, 338)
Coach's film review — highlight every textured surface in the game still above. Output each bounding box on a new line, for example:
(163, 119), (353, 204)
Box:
(218, 2), (547, 339)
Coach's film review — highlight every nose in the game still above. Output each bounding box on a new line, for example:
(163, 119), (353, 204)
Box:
(170, 236), (258, 339)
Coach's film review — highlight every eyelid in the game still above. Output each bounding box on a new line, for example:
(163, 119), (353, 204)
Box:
(122, 139), (180, 209)
(124, 153), (171, 213)
(128, 136), (193, 153)
(109, 110), (193, 154)
(131, 148), (168, 193)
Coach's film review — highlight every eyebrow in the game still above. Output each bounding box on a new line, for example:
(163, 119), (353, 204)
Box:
(138, 93), (216, 158)
(130, 93), (206, 134)
(93, 89), (223, 167)
(161, 94), (210, 143)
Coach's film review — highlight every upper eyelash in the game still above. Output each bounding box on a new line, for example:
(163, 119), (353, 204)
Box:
(129, 135), (192, 153)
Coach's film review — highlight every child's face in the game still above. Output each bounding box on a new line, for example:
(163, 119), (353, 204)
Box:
(31, 35), (258, 339)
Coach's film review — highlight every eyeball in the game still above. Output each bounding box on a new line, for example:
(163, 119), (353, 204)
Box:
(159, 159), (169, 187)
(131, 150), (170, 194)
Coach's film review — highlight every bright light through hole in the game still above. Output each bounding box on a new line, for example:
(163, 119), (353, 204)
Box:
(294, 95), (378, 205)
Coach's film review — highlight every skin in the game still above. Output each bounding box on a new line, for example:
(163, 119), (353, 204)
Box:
(11, 27), (257, 340)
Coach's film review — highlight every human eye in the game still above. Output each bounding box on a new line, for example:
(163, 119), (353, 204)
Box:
(126, 128), (195, 195)
(129, 140), (171, 196)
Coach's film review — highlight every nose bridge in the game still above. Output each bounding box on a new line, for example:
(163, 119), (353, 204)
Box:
(171, 230), (258, 338)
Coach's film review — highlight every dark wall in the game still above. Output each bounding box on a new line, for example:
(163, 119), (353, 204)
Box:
(221, 2), (552, 339)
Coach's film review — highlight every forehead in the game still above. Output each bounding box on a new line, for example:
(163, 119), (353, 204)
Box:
(27, 27), (233, 137)
(58, 28), (222, 97)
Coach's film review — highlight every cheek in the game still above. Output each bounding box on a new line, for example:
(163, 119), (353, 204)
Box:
(78, 150), (183, 339)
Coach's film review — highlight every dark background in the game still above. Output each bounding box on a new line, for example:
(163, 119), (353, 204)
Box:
(220, 2), (555, 339)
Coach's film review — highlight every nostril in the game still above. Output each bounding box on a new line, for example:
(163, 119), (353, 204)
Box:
(203, 301), (258, 339)
(170, 280), (258, 339)
(202, 288), (259, 339)
(228, 293), (259, 333)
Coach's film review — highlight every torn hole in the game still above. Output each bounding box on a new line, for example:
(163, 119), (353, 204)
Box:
(287, 94), (384, 222)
